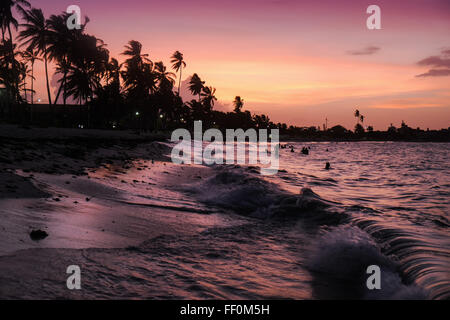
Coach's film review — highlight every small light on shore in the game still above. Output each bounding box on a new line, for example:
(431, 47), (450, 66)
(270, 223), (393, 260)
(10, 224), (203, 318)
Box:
(160, 114), (164, 118)
(135, 112), (140, 116)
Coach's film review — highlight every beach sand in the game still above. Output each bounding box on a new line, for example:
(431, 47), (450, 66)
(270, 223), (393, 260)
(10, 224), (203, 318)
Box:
(0, 125), (222, 255)
(0, 125), (257, 299)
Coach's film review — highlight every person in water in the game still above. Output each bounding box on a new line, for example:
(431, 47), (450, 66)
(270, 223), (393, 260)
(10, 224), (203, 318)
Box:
(301, 147), (309, 155)
(325, 162), (331, 170)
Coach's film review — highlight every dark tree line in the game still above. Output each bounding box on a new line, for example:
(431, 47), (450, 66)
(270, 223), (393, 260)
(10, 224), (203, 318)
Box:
(0, 1), (278, 132)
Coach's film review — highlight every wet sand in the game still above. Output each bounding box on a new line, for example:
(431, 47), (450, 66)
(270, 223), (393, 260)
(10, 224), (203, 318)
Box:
(0, 126), (254, 299)
(0, 125), (219, 255)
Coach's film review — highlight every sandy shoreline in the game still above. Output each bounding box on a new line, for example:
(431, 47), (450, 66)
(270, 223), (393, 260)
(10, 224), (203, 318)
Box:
(0, 125), (224, 256)
(0, 124), (170, 176)
(0, 125), (260, 299)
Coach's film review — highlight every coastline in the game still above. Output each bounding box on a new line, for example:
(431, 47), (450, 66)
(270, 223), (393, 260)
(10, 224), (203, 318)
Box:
(0, 125), (184, 256)
(0, 124), (170, 176)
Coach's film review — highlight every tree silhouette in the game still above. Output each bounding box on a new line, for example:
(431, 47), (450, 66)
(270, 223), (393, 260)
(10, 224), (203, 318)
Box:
(21, 47), (40, 105)
(354, 109), (360, 122)
(233, 96), (244, 113)
(47, 12), (89, 106)
(201, 86), (217, 111)
(0, 40), (22, 104)
(0, 0), (30, 42)
(18, 8), (52, 105)
(122, 40), (151, 69)
(188, 73), (204, 102)
(354, 123), (365, 135)
(18, 60), (30, 102)
(0, 0), (30, 102)
(105, 57), (120, 86)
(354, 109), (365, 130)
(154, 61), (176, 92)
(121, 40), (155, 98)
(170, 50), (186, 96)
(65, 34), (109, 106)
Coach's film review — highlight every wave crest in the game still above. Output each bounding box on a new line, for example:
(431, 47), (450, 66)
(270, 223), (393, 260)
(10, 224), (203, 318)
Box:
(184, 166), (347, 223)
(307, 226), (429, 299)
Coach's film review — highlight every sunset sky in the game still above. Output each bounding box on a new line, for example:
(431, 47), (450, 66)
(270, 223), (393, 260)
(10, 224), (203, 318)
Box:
(24, 0), (450, 129)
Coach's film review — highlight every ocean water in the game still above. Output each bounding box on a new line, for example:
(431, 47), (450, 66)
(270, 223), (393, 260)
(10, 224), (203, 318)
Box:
(0, 141), (448, 299)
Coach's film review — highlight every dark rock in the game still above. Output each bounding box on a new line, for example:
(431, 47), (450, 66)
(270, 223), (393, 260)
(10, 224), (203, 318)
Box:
(30, 229), (48, 241)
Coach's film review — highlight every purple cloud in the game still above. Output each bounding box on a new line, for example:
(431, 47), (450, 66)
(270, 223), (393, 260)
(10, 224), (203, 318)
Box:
(417, 56), (450, 68)
(416, 49), (450, 77)
(347, 46), (380, 56)
(416, 69), (450, 77)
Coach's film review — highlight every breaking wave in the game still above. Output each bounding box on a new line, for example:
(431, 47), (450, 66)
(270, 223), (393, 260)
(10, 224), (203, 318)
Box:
(182, 165), (348, 224)
(180, 165), (449, 299)
(307, 226), (428, 299)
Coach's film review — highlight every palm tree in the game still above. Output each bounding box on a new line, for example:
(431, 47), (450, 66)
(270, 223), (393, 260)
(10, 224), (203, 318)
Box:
(154, 61), (175, 91)
(18, 61), (30, 102)
(0, 0), (30, 103)
(18, 8), (52, 105)
(47, 12), (87, 106)
(0, 42), (14, 89)
(65, 66), (92, 105)
(53, 59), (71, 104)
(122, 40), (151, 69)
(121, 40), (155, 96)
(105, 57), (120, 86)
(354, 109), (365, 125)
(21, 47), (40, 105)
(0, 40), (22, 104)
(170, 50), (186, 96)
(65, 34), (109, 106)
(233, 96), (244, 113)
(188, 73), (204, 102)
(201, 86), (217, 111)
(353, 109), (366, 134)
(0, 0), (30, 42)
(354, 109), (360, 121)
(101, 57), (122, 117)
